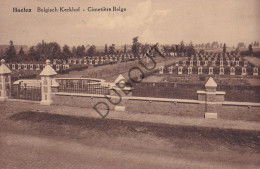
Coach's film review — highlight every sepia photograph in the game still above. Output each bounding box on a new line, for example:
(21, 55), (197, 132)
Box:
(0, 0), (259, 168)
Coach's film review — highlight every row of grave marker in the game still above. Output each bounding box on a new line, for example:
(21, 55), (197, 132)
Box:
(184, 56), (244, 61)
(178, 60), (250, 67)
(3, 63), (70, 71)
(53, 55), (138, 65)
(158, 66), (259, 76)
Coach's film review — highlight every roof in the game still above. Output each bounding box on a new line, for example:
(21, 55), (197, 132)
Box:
(0, 59), (11, 74)
(39, 60), (57, 76)
(114, 74), (126, 84)
(205, 77), (217, 87)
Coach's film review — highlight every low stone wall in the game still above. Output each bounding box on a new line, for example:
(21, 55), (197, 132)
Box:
(220, 104), (260, 121)
(52, 93), (260, 121)
(126, 99), (204, 117)
(53, 93), (115, 110)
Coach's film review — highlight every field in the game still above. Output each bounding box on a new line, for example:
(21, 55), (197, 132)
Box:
(56, 56), (180, 81)
(244, 56), (260, 67)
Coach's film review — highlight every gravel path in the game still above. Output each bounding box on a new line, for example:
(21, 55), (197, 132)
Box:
(1, 101), (260, 169)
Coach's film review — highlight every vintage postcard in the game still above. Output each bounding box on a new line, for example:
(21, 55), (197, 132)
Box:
(0, 0), (259, 168)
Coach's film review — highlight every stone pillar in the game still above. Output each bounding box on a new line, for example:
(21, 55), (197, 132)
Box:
(0, 59), (12, 102)
(110, 74), (132, 111)
(40, 60), (57, 105)
(197, 77), (225, 119)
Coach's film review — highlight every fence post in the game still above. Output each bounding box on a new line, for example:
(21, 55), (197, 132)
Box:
(197, 77), (225, 119)
(40, 59), (57, 105)
(0, 59), (12, 102)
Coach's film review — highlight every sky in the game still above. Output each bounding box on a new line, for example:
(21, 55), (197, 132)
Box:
(0, 0), (259, 47)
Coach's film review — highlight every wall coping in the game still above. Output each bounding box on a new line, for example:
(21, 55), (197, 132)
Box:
(54, 92), (260, 107)
(55, 92), (108, 98)
(56, 77), (106, 83)
(223, 101), (260, 107)
(197, 90), (226, 95)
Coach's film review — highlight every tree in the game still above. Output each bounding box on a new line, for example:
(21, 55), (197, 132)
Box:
(109, 44), (116, 54)
(235, 47), (240, 54)
(34, 41), (61, 61)
(199, 49), (205, 54)
(248, 44), (253, 55)
(18, 47), (25, 56)
(132, 36), (141, 56)
(28, 46), (37, 62)
(5, 40), (16, 62)
(49, 42), (62, 60)
(72, 46), (76, 57)
(124, 44), (127, 53)
(0, 49), (5, 59)
(205, 42), (211, 48)
(170, 45), (176, 56)
(75, 45), (85, 57)
(211, 41), (219, 48)
(186, 42), (195, 57)
(104, 44), (108, 55)
(175, 45), (179, 54)
(87, 45), (96, 56)
(179, 41), (186, 55)
(62, 45), (71, 60)
(223, 43), (226, 54)
(141, 43), (150, 55)
(237, 42), (245, 49)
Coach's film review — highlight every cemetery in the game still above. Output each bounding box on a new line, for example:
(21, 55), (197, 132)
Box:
(5, 53), (143, 80)
(1, 56), (259, 121)
(129, 53), (260, 103)
(0, 40), (259, 120)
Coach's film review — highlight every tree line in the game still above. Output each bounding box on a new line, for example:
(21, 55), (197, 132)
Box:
(1, 40), (132, 63)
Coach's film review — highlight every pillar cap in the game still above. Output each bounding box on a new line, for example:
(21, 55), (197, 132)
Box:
(0, 59), (11, 74)
(115, 74), (126, 84)
(205, 77), (217, 87)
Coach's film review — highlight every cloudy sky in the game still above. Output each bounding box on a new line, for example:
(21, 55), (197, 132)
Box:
(0, 0), (259, 47)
